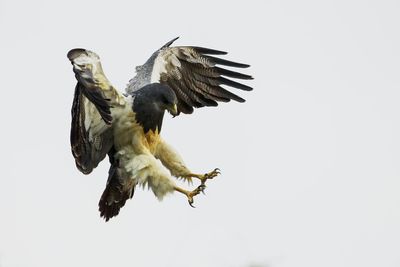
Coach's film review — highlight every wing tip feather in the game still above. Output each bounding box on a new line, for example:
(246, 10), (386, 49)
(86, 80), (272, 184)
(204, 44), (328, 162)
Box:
(193, 46), (228, 55)
(161, 37), (180, 49)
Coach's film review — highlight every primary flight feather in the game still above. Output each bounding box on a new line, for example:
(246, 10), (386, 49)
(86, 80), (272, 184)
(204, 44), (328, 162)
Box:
(68, 37), (253, 221)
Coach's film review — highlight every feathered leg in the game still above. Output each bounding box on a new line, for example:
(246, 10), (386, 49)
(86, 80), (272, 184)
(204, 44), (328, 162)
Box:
(121, 151), (206, 207)
(154, 139), (221, 186)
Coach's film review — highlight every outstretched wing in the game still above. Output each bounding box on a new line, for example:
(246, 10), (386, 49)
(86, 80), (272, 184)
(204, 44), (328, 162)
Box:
(70, 84), (113, 174)
(68, 49), (124, 174)
(126, 37), (253, 115)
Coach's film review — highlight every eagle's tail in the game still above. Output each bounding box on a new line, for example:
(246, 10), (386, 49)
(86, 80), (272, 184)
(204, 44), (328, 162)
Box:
(98, 153), (135, 222)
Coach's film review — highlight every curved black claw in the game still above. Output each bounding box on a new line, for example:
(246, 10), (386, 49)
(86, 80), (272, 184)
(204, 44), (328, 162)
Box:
(187, 185), (206, 208)
(198, 184), (206, 193)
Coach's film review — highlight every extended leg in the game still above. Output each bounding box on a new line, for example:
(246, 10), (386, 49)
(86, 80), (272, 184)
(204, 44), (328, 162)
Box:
(174, 184), (206, 207)
(154, 139), (221, 188)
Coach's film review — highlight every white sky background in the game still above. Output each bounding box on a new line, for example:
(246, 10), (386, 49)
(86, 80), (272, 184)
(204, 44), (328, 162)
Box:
(0, 0), (400, 266)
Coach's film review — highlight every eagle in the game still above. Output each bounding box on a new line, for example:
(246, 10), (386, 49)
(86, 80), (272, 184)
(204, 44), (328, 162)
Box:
(67, 37), (253, 221)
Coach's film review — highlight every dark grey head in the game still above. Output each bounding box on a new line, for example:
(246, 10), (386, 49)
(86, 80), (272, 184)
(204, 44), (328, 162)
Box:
(132, 83), (178, 133)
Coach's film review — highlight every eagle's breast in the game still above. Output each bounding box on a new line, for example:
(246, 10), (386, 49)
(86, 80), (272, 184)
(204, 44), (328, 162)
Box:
(144, 129), (161, 154)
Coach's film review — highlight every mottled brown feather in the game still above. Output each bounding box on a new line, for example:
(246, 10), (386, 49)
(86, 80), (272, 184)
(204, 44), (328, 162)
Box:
(70, 84), (113, 174)
(155, 46), (253, 114)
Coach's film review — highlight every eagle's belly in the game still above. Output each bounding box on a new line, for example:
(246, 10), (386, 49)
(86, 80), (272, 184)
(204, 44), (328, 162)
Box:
(110, 102), (165, 189)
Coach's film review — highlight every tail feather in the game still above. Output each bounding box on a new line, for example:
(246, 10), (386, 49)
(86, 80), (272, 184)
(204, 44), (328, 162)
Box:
(98, 153), (135, 222)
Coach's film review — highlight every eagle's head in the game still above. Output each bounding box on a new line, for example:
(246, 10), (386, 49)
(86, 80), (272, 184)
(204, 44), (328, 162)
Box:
(148, 86), (178, 119)
(133, 83), (178, 133)
(134, 83), (178, 116)
(156, 86), (178, 117)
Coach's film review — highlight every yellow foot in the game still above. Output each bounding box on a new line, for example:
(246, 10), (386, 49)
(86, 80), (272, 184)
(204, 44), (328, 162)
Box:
(199, 168), (221, 185)
(173, 184), (206, 208)
(181, 168), (221, 186)
(187, 184), (206, 208)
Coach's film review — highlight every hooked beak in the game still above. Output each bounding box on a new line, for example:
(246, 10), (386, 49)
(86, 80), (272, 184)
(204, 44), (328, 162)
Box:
(168, 104), (178, 117)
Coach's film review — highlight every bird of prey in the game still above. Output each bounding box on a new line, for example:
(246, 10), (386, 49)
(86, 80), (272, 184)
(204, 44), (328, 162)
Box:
(67, 37), (253, 221)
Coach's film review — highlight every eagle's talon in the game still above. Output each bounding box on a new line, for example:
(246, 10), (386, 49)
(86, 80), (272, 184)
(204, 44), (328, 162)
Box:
(201, 189), (206, 195)
(186, 184), (205, 207)
(198, 184), (206, 194)
(200, 168), (221, 185)
(188, 198), (195, 208)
